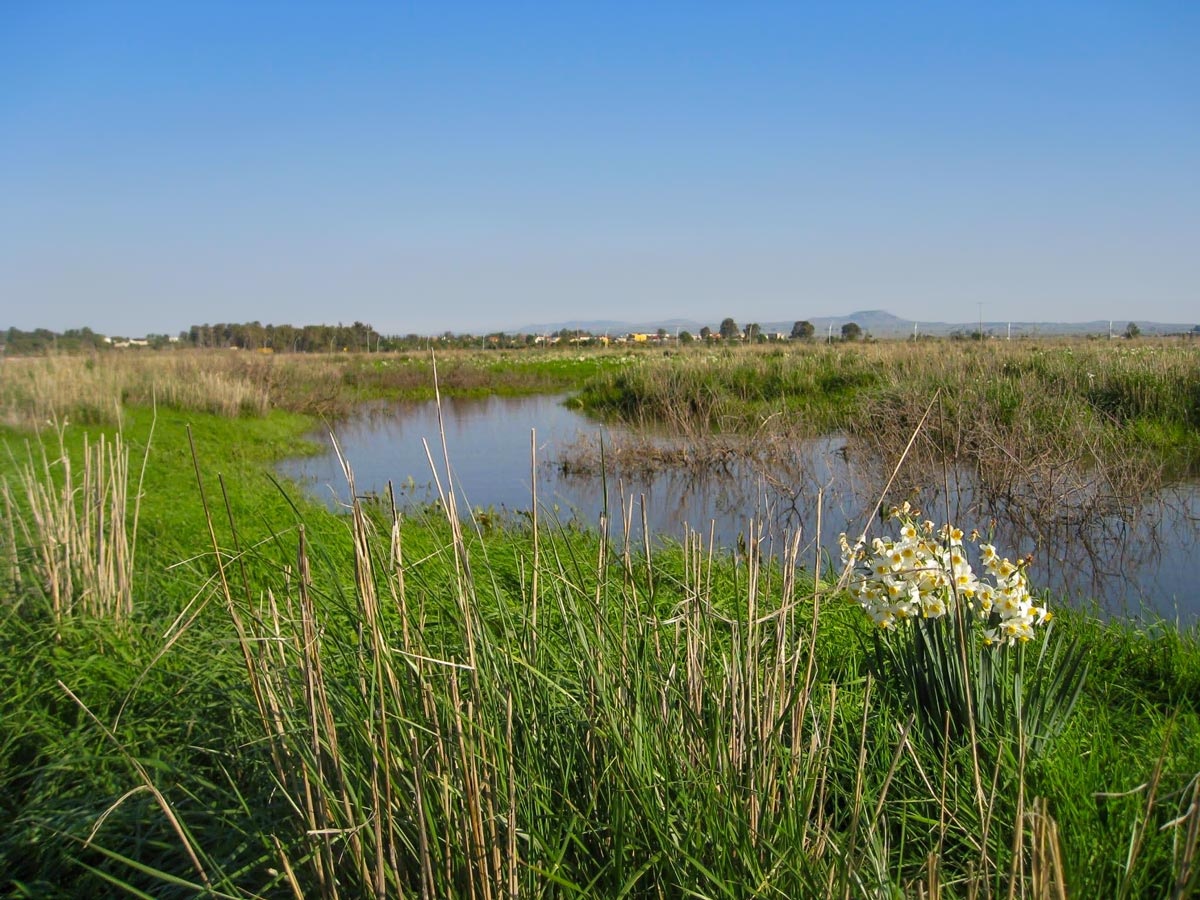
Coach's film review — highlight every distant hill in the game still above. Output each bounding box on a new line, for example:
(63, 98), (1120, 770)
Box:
(775, 311), (1196, 338)
(512, 309), (1195, 339)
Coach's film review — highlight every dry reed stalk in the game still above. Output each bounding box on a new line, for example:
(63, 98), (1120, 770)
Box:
(451, 668), (499, 900)
(58, 680), (214, 891)
(529, 428), (539, 665)
(1168, 775), (1200, 900)
(871, 712), (917, 827)
(806, 684), (838, 858)
(3, 419), (147, 624)
(186, 424), (311, 868)
(386, 482), (414, 652)
(923, 851), (941, 900)
(331, 431), (411, 896)
(505, 691), (518, 900)
(978, 738), (1007, 895)
(1, 485), (21, 596)
(1116, 720), (1173, 900)
(841, 674), (874, 900)
(294, 533), (343, 899)
(271, 833), (307, 900)
(936, 712), (952, 876)
(791, 489), (824, 798)
(410, 728), (435, 900)
(1027, 797), (1067, 900)
(1007, 710), (1028, 900)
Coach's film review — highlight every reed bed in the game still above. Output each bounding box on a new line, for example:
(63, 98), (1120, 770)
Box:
(2, 421), (148, 624)
(576, 339), (1200, 509)
(1, 408), (1196, 898)
(0, 348), (620, 429)
(1, 352), (274, 425)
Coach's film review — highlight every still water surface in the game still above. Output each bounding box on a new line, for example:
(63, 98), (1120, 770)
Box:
(279, 395), (1200, 623)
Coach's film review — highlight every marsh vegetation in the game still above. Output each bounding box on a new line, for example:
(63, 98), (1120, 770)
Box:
(0, 348), (624, 428)
(577, 338), (1200, 478)
(1, 341), (1198, 897)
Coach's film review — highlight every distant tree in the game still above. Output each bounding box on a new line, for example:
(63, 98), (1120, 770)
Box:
(699, 326), (712, 341)
(1124, 322), (1141, 339)
(841, 322), (862, 341)
(719, 317), (740, 340)
(791, 320), (814, 340)
(0, 326), (109, 354)
(744, 322), (761, 343)
(679, 330), (694, 344)
(656, 327), (668, 340)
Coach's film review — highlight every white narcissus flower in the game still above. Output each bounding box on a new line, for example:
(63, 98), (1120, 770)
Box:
(846, 512), (1048, 647)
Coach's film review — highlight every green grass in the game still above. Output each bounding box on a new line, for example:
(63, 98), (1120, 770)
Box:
(576, 346), (884, 434)
(2, 404), (1199, 897)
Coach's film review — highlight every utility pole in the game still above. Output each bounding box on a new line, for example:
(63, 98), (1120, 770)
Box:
(977, 302), (984, 341)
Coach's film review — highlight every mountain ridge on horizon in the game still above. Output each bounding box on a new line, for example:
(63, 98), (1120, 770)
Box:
(510, 308), (1196, 338)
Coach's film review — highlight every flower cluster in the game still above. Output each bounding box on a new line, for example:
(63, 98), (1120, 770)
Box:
(839, 502), (1051, 647)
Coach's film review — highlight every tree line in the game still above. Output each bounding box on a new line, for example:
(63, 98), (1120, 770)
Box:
(4, 318), (870, 357)
(3, 327), (109, 354)
(184, 321), (388, 352)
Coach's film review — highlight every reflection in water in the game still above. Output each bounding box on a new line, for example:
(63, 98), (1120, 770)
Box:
(840, 449), (1200, 618)
(278, 395), (1200, 623)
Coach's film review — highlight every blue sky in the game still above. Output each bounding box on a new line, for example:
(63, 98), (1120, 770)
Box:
(2, 1), (1197, 335)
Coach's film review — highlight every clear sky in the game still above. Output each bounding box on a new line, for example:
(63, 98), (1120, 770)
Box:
(2, 1), (1197, 335)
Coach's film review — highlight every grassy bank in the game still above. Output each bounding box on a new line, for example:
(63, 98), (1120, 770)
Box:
(2, 405), (1199, 898)
(0, 348), (630, 429)
(576, 339), (1200, 485)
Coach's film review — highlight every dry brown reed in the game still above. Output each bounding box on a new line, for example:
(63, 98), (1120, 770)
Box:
(0, 347), (596, 429)
(1, 352), (277, 426)
(3, 419), (149, 623)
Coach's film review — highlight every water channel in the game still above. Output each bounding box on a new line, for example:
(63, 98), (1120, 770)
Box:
(278, 394), (1200, 624)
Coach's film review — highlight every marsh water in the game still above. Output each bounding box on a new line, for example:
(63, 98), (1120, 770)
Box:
(279, 394), (1200, 623)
